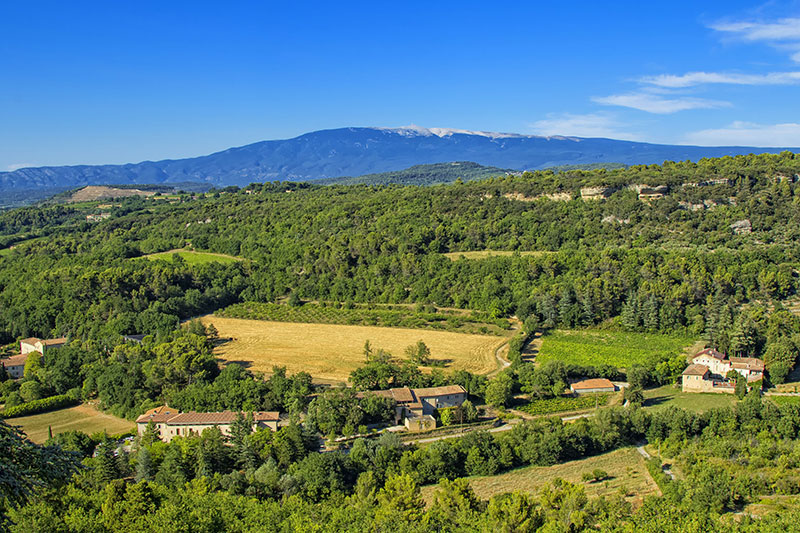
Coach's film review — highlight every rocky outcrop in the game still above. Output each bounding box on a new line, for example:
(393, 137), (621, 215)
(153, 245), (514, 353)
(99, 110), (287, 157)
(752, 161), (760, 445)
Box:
(628, 184), (669, 200)
(730, 219), (752, 235)
(580, 186), (617, 199)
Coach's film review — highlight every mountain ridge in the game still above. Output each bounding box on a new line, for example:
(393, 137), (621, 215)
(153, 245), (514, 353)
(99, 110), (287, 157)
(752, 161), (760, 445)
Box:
(2, 126), (797, 195)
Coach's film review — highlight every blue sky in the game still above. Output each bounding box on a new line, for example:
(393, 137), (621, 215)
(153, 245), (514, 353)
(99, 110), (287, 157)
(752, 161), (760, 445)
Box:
(2, 1), (800, 170)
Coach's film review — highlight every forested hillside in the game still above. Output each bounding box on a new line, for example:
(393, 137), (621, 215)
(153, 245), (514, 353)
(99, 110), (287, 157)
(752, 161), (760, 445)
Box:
(2, 152), (799, 343)
(3, 152), (800, 530)
(316, 161), (515, 186)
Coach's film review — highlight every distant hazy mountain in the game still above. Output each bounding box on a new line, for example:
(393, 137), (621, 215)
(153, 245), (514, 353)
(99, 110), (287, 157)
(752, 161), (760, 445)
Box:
(1, 126), (796, 195)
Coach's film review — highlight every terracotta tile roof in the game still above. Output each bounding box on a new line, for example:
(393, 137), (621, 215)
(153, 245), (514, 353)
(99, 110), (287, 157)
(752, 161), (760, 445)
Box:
(693, 348), (725, 361)
(19, 337), (40, 345)
(42, 337), (67, 346)
(747, 374), (764, 383)
(390, 387), (416, 403)
(167, 411), (240, 425)
(730, 357), (765, 372)
(413, 385), (467, 398)
(135, 406), (180, 424)
(167, 410), (279, 425)
(571, 378), (615, 390)
(357, 384), (466, 404)
(2, 354), (29, 367)
(136, 407), (278, 425)
(682, 364), (710, 376)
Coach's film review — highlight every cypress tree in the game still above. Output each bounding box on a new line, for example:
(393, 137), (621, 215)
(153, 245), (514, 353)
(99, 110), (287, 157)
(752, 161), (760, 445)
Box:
(96, 440), (119, 482)
(621, 292), (639, 331)
(135, 447), (153, 482)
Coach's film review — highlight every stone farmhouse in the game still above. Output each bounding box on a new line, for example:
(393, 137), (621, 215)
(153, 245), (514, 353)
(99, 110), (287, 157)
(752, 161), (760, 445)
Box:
(682, 348), (764, 394)
(2, 337), (68, 379)
(20, 336), (67, 355)
(1, 354), (29, 379)
(136, 406), (280, 442)
(363, 384), (467, 431)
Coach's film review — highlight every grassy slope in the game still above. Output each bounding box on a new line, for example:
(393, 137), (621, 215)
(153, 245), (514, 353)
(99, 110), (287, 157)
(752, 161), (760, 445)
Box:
(142, 248), (242, 265)
(200, 315), (507, 381)
(536, 329), (696, 369)
(11, 403), (135, 443)
(421, 447), (658, 505)
(765, 395), (800, 406)
(643, 384), (737, 412)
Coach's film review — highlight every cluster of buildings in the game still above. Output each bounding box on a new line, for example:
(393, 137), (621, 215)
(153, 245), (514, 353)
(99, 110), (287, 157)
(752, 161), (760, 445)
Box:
(1, 337), (67, 379)
(360, 384), (468, 431)
(682, 348), (764, 394)
(133, 384), (469, 443)
(135, 406), (280, 442)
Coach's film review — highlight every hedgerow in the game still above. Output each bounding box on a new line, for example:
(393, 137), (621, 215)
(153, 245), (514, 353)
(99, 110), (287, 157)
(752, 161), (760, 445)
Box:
(1, 394), (79, 419)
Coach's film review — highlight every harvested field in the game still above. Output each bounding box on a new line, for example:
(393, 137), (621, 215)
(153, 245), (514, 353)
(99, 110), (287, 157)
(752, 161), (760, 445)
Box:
(421, 447), (658, 505)
(10, 403), (135, 443)
(201, 316), (507, 381)
(68, 186), (156, 202)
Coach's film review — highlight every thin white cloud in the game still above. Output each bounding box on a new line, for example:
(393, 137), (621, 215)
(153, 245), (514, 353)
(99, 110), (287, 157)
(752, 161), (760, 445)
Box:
(592, 92), (730, 114)
(5, 163), (35, 171)
(529, 113), (641, 140)
(711, 18), (800, 42)
(711, 17), (800, 62)
(641, 71), (800, 88)
(683, 121), (800, 147)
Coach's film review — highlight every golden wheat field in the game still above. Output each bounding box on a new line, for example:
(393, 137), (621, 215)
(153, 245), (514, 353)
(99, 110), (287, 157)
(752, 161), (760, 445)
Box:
(200, 316), (507, 382)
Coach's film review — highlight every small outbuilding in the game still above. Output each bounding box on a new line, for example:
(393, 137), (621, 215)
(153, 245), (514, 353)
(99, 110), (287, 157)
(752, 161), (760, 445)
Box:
(570, 378), (616, 395)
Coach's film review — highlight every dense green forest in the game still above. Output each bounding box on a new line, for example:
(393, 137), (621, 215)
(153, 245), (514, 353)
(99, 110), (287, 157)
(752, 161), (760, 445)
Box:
(2, 152), (799, 363)
(316, 161), (627, 187)
(315, 161), (515, 186)
(3, 152), (800, 530)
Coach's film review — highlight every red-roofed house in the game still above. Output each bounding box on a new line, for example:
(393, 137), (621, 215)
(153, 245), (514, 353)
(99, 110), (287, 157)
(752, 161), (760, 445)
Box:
(360, 384), (467, 431)
(135, 407), (280, 442)
(1, 354), (29, 379)
(20, 337), (67, 356)
(682, 349), (764, 393)
(570, 378), (616, 395)
(691, 349), (728, 375)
